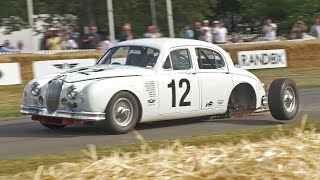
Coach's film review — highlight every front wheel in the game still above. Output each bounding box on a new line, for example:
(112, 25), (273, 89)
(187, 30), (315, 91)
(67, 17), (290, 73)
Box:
(268, 78), (299, 120)
(98, 91), (140, 134)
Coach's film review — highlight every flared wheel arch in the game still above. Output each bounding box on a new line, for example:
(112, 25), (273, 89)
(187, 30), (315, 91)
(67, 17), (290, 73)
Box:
(228, 83), (257, 111)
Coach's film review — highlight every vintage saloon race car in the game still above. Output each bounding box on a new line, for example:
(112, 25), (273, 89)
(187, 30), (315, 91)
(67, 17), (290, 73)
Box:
(21, 38), (299, 134)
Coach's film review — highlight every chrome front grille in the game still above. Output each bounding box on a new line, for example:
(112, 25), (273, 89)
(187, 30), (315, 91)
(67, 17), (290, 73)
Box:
(46, 80), (62, 113)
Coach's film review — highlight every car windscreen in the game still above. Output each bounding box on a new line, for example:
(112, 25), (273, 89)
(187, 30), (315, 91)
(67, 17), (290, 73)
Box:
(97, 46), (160, 68)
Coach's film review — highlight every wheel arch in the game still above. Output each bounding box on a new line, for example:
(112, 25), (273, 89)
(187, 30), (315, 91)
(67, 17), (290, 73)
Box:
(229, 83), (257, 110)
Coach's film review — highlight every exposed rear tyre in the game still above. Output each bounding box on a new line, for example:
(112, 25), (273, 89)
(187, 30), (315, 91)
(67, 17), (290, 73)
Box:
(99, 91), (140, 134)
(226, 85), (256, 118)
(41, 123), (67, 130)
(268, 78), (299, 120)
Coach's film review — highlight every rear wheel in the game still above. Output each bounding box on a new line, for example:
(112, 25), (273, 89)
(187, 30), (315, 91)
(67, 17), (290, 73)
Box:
(99, 91), (140, 134)
(268, 78), (299, 120)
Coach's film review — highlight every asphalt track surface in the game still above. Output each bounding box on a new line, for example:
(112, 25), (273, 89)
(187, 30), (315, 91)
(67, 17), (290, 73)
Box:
(0, 89), (319, 160)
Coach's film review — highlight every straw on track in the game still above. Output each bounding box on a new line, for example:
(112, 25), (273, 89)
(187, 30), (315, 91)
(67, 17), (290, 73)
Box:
(3, 115), (320, 180)
(3, 127), (319, 180)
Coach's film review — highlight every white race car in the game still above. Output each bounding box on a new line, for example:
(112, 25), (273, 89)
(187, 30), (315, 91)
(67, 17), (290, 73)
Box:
(21, 38), (299, 134)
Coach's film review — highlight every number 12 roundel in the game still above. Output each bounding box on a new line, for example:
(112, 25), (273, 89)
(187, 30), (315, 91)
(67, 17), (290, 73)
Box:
(167, 79), (191, 107)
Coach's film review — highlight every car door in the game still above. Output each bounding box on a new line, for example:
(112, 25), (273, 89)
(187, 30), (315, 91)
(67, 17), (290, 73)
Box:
(193, 47), (234, 112)
(157, 47), (200, 115)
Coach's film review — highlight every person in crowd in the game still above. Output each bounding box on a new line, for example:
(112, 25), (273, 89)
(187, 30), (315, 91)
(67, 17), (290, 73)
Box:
(214, 21), (228, 44)
(96, 42), (104, 51)
(202, 27), (212, 42)
(0, 40), (14, 52)
(82, 26), (101, 49)
(120, 23), (134, 42)
(60, 33), (78, 50)
(262, 18), (277, 40)
(15, 40), (26, 52)
(193, 21), (203, 40)
(311, 18), (320, 38)
(290, 21), (308, 39)
(202, 20), (211, 32)
(143, 26), (153, 38)
(180, 25), (194, 39)
(68, 25), (80, 47)
(198, 29), (206, 41)
(101, 36), (113, 51)
(229, 32), (243, 43)
(143, 25), (162, 38)
(211, 21), (220, 43)
(153, 26), (163, 38)
(68, 25), (80, 45)
(46, 28), (62, 50)
(40, 27), (51, 50)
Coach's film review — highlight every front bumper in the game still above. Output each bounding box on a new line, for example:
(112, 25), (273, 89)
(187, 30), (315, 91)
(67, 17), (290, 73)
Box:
(20, 105), (105, 121)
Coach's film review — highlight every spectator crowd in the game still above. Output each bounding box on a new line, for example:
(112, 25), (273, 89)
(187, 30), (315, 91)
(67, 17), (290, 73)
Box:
(1, 18), (320, 53)
(179, 17), (320, 44)
(0, 25), (114, 53)
(0, 40), (26, 53)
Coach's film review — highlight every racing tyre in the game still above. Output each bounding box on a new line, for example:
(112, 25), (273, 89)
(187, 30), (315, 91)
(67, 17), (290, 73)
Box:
(268, 78), (299, 120)
(99, 91), (140, 134)
(41, 123), (67, 130)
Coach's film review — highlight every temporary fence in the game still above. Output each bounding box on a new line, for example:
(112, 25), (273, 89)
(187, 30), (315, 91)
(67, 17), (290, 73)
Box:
(0, 49), (96, 55)
(0, 35), (318, 55)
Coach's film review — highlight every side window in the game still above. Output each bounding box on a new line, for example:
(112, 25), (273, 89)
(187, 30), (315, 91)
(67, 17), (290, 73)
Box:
(196, 48), (225, 69)
(214, 51), (225, 69)
(163, 56), (172, 70)
(170, 49), (192, 70)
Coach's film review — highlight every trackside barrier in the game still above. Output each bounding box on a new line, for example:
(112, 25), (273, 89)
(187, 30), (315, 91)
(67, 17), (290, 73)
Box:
(34, 49), (96, 55)
(0, 63), (22, 85)
(0, 49), (96, 55)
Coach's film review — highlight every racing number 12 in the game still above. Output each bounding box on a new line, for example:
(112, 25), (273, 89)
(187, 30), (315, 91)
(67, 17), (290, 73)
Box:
(167, 79), (191, 107)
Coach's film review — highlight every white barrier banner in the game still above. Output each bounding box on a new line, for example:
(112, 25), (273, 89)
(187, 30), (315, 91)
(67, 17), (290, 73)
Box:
(237, 49), (287, 69)
(0, 63), (22, 85)
(33, 59), (97, 78)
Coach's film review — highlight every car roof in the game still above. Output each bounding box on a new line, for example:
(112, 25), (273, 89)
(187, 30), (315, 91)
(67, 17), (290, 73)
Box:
(115, 38), (218, 50)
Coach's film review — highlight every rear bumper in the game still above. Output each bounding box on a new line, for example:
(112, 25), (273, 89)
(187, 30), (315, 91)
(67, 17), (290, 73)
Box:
(20, 105), (105, 121)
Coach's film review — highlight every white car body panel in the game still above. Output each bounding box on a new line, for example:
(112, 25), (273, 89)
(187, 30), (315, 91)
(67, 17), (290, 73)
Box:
(21, 38), (266, 124)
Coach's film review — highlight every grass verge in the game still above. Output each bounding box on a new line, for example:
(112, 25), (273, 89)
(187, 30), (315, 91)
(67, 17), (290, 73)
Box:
(0, 112), (23, 118)
(0, 85), (24, 118)
(1, 120), (319, 176)
(250, 67), (320, 87)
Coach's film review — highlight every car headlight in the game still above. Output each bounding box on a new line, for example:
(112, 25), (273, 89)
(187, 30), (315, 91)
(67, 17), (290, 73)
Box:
(31, 82), (41, 96)
(67, 85), (78, 99)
